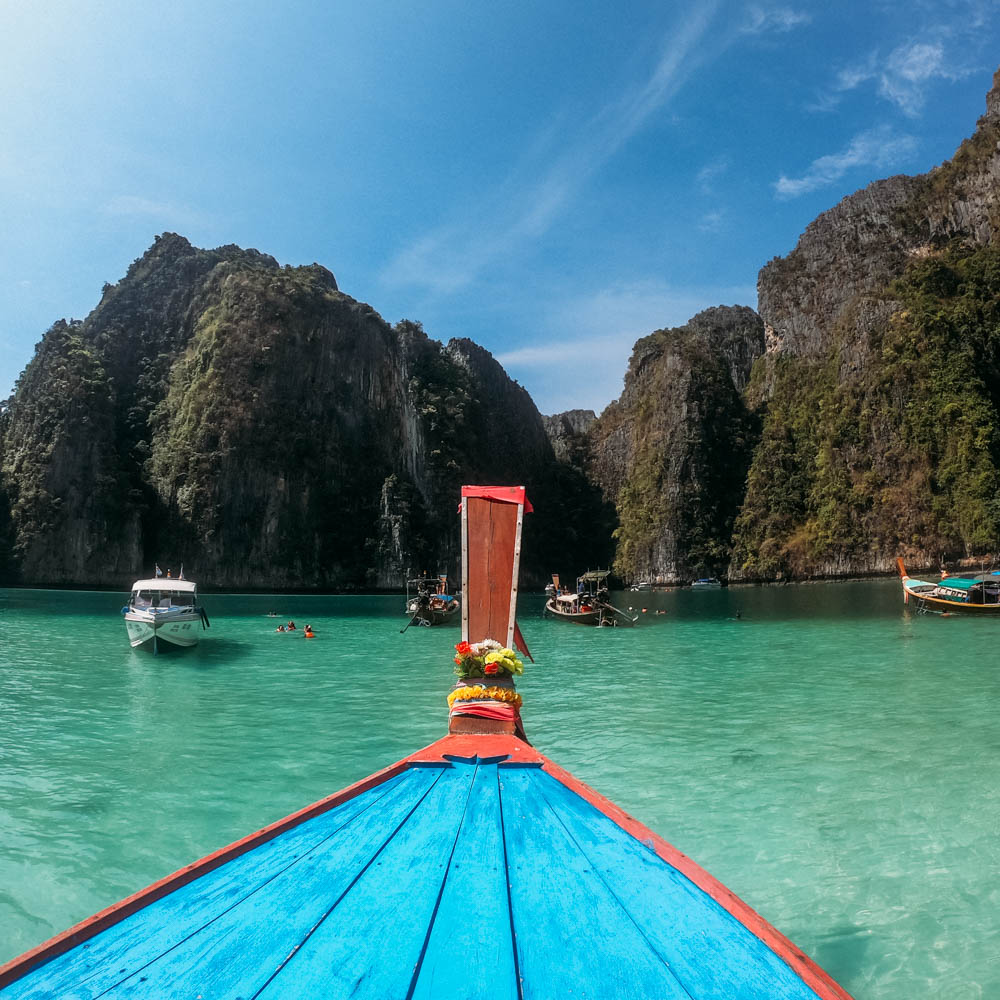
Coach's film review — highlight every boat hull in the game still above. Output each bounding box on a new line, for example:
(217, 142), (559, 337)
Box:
(544, 599), (634, 626)
(0, 732), (853, 1000)
(404, 599), (460, 626)
(901, 586), (1000, 614)
(898, 558), (1000, 615)
(125, 611), (202, 649)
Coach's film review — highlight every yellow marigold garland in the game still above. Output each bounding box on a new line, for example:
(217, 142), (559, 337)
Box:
(447, 685), (523, 709)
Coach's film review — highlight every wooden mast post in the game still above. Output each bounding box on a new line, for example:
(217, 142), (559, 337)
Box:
(450, 485), (529, 736)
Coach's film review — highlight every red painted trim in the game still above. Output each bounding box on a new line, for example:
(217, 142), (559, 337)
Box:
(460, 485), (533, 513)
(1, 731), (853, 1000)
(407, 734), (852, 997)
(536, 755), (855, 1000)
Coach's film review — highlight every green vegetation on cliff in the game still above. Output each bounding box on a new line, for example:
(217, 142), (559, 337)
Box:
(1, 321), (127, 580)
(589, 307), (764, 583)
(0, 235), (608, 588)
(733, 241), (1000, 577)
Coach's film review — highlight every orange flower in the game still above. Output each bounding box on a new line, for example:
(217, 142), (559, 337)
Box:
(455, 641), (472, 656)
(484, 662), (498, 675)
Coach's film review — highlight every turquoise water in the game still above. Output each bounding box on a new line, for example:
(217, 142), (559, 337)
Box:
(1, 583), (998, 999)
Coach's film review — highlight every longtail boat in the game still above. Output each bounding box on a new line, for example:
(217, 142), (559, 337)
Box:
(403, 574), (460, 627)
(0, 485), (853, 999)
(544, 569), (638, 626)
(897, 557), (1000, 615)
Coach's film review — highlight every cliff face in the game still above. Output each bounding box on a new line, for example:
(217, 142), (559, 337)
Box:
(758, 70), (1000, 373)
(0, 236), (604, 588)
(733, 69), (1000, 578)
(542, 410), (597, 464)
(6, 72), (1000, 588)
(587, 306), (764, 583)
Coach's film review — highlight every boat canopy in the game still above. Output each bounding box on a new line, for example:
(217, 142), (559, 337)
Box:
(939, 577), (978, 591)
(556, 593), (580, 604)
(131, 579), (197, 593)
(578, 570), (610, 582)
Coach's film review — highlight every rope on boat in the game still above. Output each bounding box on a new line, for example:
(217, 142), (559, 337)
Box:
(603, 601), (639, 624)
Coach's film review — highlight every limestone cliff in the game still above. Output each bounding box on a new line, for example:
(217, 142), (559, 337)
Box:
(0, 236), (603, 588)
(587, 307), (764, 583)
(733, 69), (1000, 578)
(757, 70), (1000, 375)
(542, 410), (597, 464)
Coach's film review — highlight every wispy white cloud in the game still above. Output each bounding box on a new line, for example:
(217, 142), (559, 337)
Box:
(813, 39), (972, 117)
(879, 42), (948, 115)
(773, 126), (918, 199)
(740, 5), (811, 34)
(381, 4), (722, 296)
(699, 210), (725, 232)
(696, 156), (729, 194)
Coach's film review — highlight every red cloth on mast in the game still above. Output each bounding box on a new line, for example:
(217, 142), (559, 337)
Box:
(459, 485), (533, 513)
(513, 620), (534, 663)
(449, 701), (518, 721)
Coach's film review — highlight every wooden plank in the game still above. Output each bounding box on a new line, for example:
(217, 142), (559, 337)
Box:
(499, 767), (693, 1000)
(535, 756), (853, 1000)
(410, 762), (518, 1000)
(8, 768), (441, 1000)
(528, 769), (824, 999)
(101, 766), (444, 1000)
(249, 761), (476, 1000)
(465, 496), (518, 644)
(0, 755), (415, 992)
(2, 773), (414, 1000)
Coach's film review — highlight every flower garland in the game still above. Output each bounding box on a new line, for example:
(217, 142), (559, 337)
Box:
(453, 638), (524, 679)
(448, 685), (523, 709)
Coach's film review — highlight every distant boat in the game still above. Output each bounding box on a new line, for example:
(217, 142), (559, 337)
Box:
(897, 558), (1000, 614)
(404, 575), (460, 627)
(691, 577), (722, 588)
(121, 575), (209, 653)
(630, 580), (652, 592)
(544, 572), (559, 597)
(544, 570), (637, 626)
(0, 485), (854, 1000)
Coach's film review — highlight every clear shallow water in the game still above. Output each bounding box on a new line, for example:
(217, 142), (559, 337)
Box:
(1, 582), (998, 999)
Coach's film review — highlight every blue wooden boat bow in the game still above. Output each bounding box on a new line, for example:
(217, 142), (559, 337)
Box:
(0, 487), (854, 999)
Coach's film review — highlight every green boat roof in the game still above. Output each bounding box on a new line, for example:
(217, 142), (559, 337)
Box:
(940, 577), (979, 591)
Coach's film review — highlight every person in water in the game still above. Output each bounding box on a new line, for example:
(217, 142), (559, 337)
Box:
(287, 621), (297, 630)
(276, 625), (286, 632)
(304, 624), (315, 638)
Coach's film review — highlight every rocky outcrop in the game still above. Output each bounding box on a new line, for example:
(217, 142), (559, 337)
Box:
(732, 69), (1000, 579)
(0, 237), (604, 588)
(587, 307), (764, 583)
(541, 410), (596, 463)
(759, 69), (1000, 375)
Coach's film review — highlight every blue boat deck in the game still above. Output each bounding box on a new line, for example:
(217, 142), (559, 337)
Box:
(2, 755), (826, 1000)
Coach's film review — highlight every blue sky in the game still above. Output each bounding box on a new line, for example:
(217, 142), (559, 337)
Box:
(2, 1), (998, 414)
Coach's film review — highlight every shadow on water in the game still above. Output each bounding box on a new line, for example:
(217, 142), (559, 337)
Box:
(129, 637), (257, 666)
(811, 923), (875, 993)
(190, 638), (258, 664)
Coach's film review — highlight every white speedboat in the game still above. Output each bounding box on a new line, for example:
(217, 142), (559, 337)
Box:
(122, 577), (209, 652)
